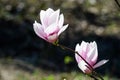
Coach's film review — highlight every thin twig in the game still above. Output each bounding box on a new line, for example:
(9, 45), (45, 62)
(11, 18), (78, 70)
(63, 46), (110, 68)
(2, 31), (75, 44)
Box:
(90, 75), (99, 80)
(115, 0), (120, 8)
(92, 71), (104, 80)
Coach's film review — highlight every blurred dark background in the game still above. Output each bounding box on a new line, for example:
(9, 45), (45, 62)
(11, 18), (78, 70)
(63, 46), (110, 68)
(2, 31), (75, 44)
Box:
(0, 0), (120, 79)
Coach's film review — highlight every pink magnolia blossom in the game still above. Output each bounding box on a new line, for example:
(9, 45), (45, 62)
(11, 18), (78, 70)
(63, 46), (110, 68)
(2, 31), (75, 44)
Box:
(75, 41), (108, 74)
(33, 8), (68, 43)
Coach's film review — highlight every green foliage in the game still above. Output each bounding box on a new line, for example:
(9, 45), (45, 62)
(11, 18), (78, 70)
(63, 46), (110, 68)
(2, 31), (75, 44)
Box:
(42, 75), (54, 80)
(64, 56), (73, 64)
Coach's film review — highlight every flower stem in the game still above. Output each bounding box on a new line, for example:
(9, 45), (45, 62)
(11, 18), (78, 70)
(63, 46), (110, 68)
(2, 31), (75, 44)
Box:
(92, 71), (104, 80)
(89, 74), (99, 80)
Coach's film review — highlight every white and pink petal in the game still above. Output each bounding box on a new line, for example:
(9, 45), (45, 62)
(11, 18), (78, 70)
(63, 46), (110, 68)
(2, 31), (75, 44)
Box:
(58, 14), (64, 28)
(93, 60), (109, 69)
(48, 9), (60, 25)
(44, 23), (59, 36)
(58, 24), (68, 36)
(78, 60), (92, 74)
(33, 21), (47, 40)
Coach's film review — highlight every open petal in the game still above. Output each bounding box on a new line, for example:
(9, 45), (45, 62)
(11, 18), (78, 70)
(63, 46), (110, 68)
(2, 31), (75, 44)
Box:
(44, 23), (58, 36)
(58, 24), (68, 36)
(75, 44), (82, 63)
(78, 60), (91, 74)
(93, 41), (97, 47)
(75, 44), (80, 52)
(86, 47), (98, 65)
(33, 21), (46, 40)
(87, 46), (95, 59)
(58, 14), (64, 28)
(40, 10), (46, 25)
(87, 41), (98, 63)
(40, 8), (54, 27)
(80, 41), (88, 53)
(45, 8), (54, 19)
(75, 43), (85, 62)
(46, 8), (54, 15)
(48, 9), (60, 25)
(91, 46), (98, 62)
(88, 47), (98, 61)
(75, 53), (82, 63)
(93, 60), (109, 69)
(79, 41), (88, 59)
(89, 41), (97, 49)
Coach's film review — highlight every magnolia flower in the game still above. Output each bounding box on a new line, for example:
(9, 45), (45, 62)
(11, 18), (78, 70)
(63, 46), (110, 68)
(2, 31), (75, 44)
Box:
(33, 8), (68, 43)
(75, 41), (108, 74)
